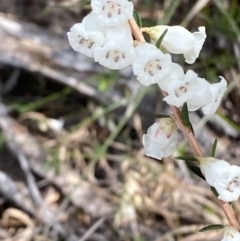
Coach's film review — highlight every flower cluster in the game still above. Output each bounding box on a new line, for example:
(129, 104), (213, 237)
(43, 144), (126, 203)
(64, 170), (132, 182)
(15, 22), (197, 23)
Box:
(67, 0), (227, 159)
(67, 0), (136, 70)
(200, 157), (240, 202)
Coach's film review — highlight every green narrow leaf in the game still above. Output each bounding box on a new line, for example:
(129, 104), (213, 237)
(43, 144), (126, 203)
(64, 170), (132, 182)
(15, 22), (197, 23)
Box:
(187, 165), (205, 180)
(142, 114), (171, 119)
(181, 103), (190, 127)
(156, 29), (168, 49)
(181, 103), (194, 134)
(210, 186), (219, 197)
(142, 32), (151, 43)
(211, 139), (218, 157)
(199, 224), (225, 232)
(175, 155), (198, 162)
(133, 10), (142, 28)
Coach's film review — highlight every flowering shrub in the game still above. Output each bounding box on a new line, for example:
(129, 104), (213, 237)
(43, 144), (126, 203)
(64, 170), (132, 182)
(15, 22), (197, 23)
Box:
(67, 0), (239, 238)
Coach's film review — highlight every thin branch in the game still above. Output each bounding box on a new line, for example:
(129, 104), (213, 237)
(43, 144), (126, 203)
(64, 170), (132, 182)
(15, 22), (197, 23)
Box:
(128, 17), (240, 231)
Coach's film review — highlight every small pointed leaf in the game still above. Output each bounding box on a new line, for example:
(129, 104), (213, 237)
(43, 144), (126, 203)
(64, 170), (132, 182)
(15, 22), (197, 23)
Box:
(181, 103), (194, 134)
(142, 114), (171, 119)
(175, 155), (198, 162)
(187, 165), (205, 180)
(211, 139), (218, 157)
(210, 186), (219, 197)
(133, 10), (142, 28)
(143, 32), (151, 43)
(199, 224), (225, 232)
(156, 29), (168, 49)
(181, 103), (191, 127)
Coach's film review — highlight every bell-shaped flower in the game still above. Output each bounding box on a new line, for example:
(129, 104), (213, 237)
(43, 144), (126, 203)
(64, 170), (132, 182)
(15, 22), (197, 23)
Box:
(91, 0), (133, 27)
(142, 118), (178, 160)
(146, 25), (206, 64)
(158, 63), (185, 92)
(132, 42), (172, 86)
(187, 77), (212, 111)
(216, 165), (240, 202)
(94, 39), (136, 70)
(105, 22), (134, 45)
(163, 70), (214, 110)
(202, 76), (227, 116)
(94, 22), (135, 69)
(163, 70), (199, 107)
(67, 12), (105, 57)
(199, 157), (231, 186)
(222, 226), (240, 241)
(199, 157), (240, 202)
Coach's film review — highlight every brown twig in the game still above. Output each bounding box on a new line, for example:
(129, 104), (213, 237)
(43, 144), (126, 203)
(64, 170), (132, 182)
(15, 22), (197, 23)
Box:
(128, 17), (240, 231)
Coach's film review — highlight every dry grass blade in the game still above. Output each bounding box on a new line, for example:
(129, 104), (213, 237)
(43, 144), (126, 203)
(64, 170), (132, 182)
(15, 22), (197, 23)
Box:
(78, 217), (106, 241)
(181, 0), (211, 26)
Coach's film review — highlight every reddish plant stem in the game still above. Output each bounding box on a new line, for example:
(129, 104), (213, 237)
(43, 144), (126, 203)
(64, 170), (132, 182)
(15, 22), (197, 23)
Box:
(166, 98), (203, 158)
(128, 17), (240, 230)
(221, 200), (240, 229)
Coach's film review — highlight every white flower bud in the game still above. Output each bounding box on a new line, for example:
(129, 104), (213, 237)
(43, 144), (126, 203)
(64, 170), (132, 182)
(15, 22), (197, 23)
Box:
(142, 118), (178, 160)
(222, 226), (240, 241)
(91, 0), (133, 27)
(146, 25), (206, 64)
(132, 42), (172, 86)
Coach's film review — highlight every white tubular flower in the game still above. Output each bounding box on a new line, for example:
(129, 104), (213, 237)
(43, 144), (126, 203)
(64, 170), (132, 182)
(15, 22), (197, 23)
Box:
(187, 77), (212, 111)
(67, 13), (105, 57)
(94, 39), (136, 70)
(163, 70), (199, 107)
(132, 42), (172, 86)
(91, 0), (133, 27)
(202, 76), (227, 116)
(142, 118), (178, 160)
(200, 157), (231, 186)
(222, 226), (240, 241)
(200, 157), (240, 202)
(105, 22), (133, 44)
(146, 25), (206, 64)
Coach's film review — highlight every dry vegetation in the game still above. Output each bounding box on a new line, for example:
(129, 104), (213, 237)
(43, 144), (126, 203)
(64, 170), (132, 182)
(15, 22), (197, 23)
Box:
(0, 0), (240, 240)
